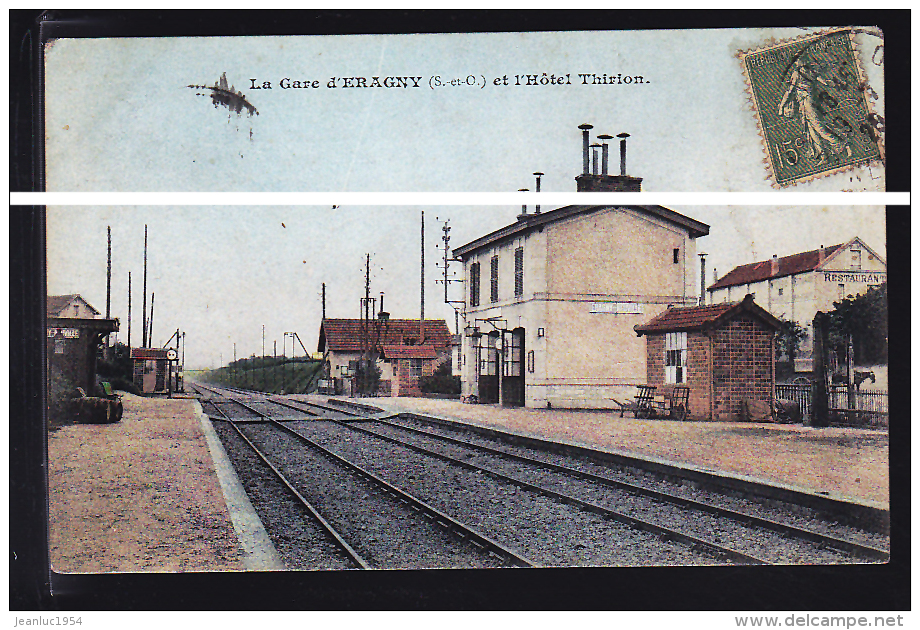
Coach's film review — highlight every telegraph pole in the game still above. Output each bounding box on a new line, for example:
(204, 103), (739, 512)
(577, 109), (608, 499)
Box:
(142, 224), (148, 347)
(106, 226), (112, 319)
(148, 292), (155, 346)
(420, 211), (425, 343)
(127, 272), (132, 349)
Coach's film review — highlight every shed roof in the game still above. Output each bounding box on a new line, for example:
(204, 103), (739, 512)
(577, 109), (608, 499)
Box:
(708, 243), (847, 291)
(131, 348), (171, 360)
(381, 345), (439, 359)
(634, 294), (782, 336)
(318, 318), (452, 353)
(452, 204), (709, 259)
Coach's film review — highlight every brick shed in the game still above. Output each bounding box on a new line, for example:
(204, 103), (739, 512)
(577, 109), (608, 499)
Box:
(634, 294), (781, 421)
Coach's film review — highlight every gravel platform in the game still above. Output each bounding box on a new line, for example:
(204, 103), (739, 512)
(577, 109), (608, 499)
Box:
(48, 393), (244, 573)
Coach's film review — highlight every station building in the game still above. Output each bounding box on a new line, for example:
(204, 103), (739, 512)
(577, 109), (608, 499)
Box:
(707, 237), (886, 371)
(318, 318), (453, 397)
(453, 126), (710, 408)
(47, 294), (119, 416)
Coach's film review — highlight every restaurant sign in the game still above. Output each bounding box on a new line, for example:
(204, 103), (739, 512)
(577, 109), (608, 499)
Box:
(822, 271), (886, 284)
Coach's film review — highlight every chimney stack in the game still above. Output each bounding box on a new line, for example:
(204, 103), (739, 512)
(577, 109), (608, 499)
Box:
(578, 123), (593, 175)
(575, 127), (642, 192)
(533, 172), (543, 214)
(771, 254), (779, 276)
(617, 132), (630, 176)
(819, 244), (825, 264)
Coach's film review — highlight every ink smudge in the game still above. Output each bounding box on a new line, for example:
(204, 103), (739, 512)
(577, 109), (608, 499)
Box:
(188, 73), (259, 117)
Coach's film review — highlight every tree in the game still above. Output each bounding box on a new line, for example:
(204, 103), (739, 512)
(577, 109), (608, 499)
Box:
(419, 360), (460, 395)
(355, 359), (381, 396)
(776, 318), (808, 363)
(828, 282), (888, 365)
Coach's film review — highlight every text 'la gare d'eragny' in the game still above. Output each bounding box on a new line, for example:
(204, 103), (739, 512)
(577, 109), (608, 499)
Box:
(248, 73), (649, 91)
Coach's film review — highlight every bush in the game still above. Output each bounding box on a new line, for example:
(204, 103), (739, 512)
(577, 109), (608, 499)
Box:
(419, 361), (460, 395)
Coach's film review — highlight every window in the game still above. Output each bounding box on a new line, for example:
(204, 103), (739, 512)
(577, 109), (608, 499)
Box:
(514, 247), (524, 297)
(479, 334), (497, 375)
(665, 332), (687, 384)
(673, 248), (680, 264)
(409, 359), (424, 378)
(470, 262), (480, 307)
(490, 255), (499, 303)
(503, 330), (522, 377)
(850, 248), (861, 269)
(838, 283), (846, 299)
(54, 338), (65, 354)
(778, 287), (784, 296)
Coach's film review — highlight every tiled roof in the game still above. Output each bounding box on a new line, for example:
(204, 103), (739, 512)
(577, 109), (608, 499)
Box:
(708, 243), (845, 291)
(381, 345), (439, 359)
(319, 318), (453, 353)
(47, 294), (99, 317)
(634, 295), (782, 335)
(131, 348), (170, 360)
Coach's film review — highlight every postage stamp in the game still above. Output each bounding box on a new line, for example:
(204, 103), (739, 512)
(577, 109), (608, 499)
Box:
(739, 29), (884, 187)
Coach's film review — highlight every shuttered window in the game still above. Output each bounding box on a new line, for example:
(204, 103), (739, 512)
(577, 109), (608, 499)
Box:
(665, 332), (687, 384)
(490, 255), (499, 303)
(514, 247), (524, 297)
(470, 262), (480, 307)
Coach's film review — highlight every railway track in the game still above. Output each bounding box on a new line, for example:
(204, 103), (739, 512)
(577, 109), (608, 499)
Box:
(198, 384), (533, 569)
(192, 383), (889, 568)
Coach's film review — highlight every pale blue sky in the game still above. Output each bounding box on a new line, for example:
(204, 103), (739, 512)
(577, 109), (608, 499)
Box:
(45, 28), (885, 194)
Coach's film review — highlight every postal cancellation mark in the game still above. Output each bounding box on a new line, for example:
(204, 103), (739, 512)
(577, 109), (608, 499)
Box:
(741, 29), (883, 187)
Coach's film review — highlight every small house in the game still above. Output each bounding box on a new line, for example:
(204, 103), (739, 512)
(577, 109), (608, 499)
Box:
(47, 294), (118, 417)
(317, 318), (453, 397)
(634, 294), (781, 421)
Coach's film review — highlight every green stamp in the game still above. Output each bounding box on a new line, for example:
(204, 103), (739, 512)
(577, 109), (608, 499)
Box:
(740, 29), (884, 187)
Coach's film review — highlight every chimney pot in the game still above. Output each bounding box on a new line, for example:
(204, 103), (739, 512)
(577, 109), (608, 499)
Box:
(590, 143), (601, 175)
(518, 188), (529, 219)
(617, 132), (630, 176)
(597, 134), (612, 176)
(579, 123), (593, 175)
(533, 172), (543, 213)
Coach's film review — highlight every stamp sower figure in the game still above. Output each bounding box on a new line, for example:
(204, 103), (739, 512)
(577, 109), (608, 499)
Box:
(777, 52), (854, 165)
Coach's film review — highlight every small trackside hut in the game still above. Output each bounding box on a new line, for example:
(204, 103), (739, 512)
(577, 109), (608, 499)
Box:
(634, 294), (782, 422)
(47, 295), (119, 420)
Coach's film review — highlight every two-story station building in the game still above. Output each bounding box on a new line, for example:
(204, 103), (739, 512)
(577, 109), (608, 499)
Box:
(453, 127), (709, 408)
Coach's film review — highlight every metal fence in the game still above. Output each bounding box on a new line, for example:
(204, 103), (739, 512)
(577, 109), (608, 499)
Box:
(775, 383), (888, 422)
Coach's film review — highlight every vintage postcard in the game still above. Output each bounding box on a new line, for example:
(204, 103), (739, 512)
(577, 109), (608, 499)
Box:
(28, 24), (901, 615)
(43, 27), (885, 193)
